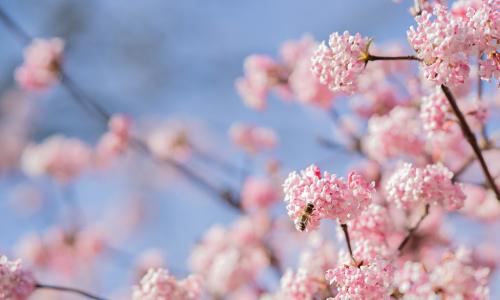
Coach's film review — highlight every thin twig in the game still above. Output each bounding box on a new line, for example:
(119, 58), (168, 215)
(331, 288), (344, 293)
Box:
(35, 283), (109, 300)
(0, 6), (31, 43)
(340, 223), (357, 265)
(441, 85), (500, 202)
(397, 204), (430, 253)
(367, 54), (421, 62)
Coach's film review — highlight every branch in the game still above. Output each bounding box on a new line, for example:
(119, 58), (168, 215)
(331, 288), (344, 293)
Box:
(441, 85), (500, 202)
(397, 204), (430, 252)
(36, 283), (109, 300)
(367, 54), (421, 62)
(340, 223), (357, 265)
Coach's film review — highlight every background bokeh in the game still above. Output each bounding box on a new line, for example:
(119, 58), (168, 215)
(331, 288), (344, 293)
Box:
(0, 0), (498, 298)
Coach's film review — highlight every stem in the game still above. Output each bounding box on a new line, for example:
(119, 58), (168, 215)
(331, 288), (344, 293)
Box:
(367, 54), (421, 61)
(441, 85), (500, 202)
(35, 283), (109, 300)
(0, 6), (31, 43)
(397, 204), (430, 252)
(340, 223), (357, 265)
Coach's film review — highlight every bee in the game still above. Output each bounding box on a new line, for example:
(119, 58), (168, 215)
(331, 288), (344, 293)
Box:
(297, 202), (315, 232)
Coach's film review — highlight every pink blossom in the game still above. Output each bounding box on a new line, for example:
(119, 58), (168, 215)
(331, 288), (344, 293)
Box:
(407, 5), (471, 86)
(235, 55), (288, 110)
(96, 114), (131, 162)
(0, 255), (36, 300)
(15, 38), (64, 91)
(385, 163), (466, 210)
(298, 234), (337, 277)
(229, 123), (277, 154)
(311, 31), (370, 94)
(278, 269), (327, 300)
(393, 261), (434, 299)
(364, 106), (425, 162)
(147, 125), (191, 161)
(282, 35), (336, 108)
(132, 268), (203, 300)
(241, 176), (279, 211)
(325, 260), (393, 300)
(479, 52), (499, 82)
(420, 88), (451, 135)
(20, 135), (92, 182)
(430, 247), (490, 299)
(283, 164), (374, 231)
(188, 216), (269, 294)
(348, 203), (394, 244)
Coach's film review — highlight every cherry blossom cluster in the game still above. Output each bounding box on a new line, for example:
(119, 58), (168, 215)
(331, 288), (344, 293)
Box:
(15, 38), (64, 91)
(311, 31), (371, 94)
(236, 35), (336, 109)
(283, 164), (374, 230)
(188, 216), (270, 295)
(132, 268), (203, 300)
(386, 162), (466, 210)
(407, 1), (499, 86)
(96, 114), (131, 163)
(229, 122), (277, 154)
(0, 256), (35, 300)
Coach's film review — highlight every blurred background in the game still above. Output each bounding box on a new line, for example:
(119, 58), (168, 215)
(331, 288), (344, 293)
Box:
(0, 0), (498, 298)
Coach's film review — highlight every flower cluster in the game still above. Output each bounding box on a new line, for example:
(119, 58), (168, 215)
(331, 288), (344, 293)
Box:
(241, 176), (280, 211)
(0, 256), (36, 300)
(188, 216), (270, 295)
(283, 164), (374, 231)
(96, 114), (131, 163)
(386, 162), (466, 210)
(236, 35), (336, 109)
(15, 38), (64, 91)
(408, 1), (499, 86)
(420, 88), (451, 135)
(229, 122), (277, 154)
(20, 135), (93, 182)
(325, 260), (394, 300)
(132, 268), (203, 300)
(311, 31), (371, 94)
(364, 106), (425, 162)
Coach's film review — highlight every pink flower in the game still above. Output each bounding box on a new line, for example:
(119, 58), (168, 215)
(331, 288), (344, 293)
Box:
(364, 106), (425, 162)
(325, 260), (393, 300)
(407, 5), (471, 86)
(385, 163), (466, 211)
(96, 114), (131, 163)
(21, 135), (92, 182)
(241, 176), (279, 211)
(278, 269), (328, 300)
(147, 125), (192, 161)
(298, 234), (337, 277)
(282, 35), (336, 108)
(229, 123), (277, 154)
(0, 255), (36, 300)
(283, 164), (374, 231)
(132, 268), (203, 300)
(235, 55), (288, 110)
(188, 216), (269, 294)
(430, 247), (490, 299)
(311, 31), (370, 94)
(479, 52), (499, 82)
(348, 203), (394, 244)
(15, 38), (64, 91)
(393, 261), (434, 298)
(420, 88), (451, 135)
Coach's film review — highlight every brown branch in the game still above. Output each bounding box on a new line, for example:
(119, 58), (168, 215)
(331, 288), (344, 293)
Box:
(441, 85), (500, 202)
(340, 223), (357, 265)
(36, 283), (108, 300)
(367, 54), (421, 62)
(398, 204), (430, 252)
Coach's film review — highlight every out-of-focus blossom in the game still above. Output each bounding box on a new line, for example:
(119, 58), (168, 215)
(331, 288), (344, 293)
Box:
(235, 55), (289, 110)
(364, 106), (425, 162)
(385, 163), (465, 210)
(298, 234), (337, 277)
(241, 176), (280, 211)
(461, 184), (500, 221)
(15, 38), (64, 91)
(132, 268), (203, 300)
(189, 216), (269, 295)
(311, 31), (371, 94)
(393, 261), (434, 299)
(0, 255), (36, 300)
(21, 135), (93, 183)
(283, 164), (374, 231)
(325, 260), (394, 300)
(96, 114), (131, 163)
(147, 126), (192, 161)
(229, 123), (277, 154)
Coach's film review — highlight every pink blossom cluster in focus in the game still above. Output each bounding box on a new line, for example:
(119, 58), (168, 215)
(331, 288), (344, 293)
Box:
(132, 268), (203, 300)
(0, 256), (35, 300)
